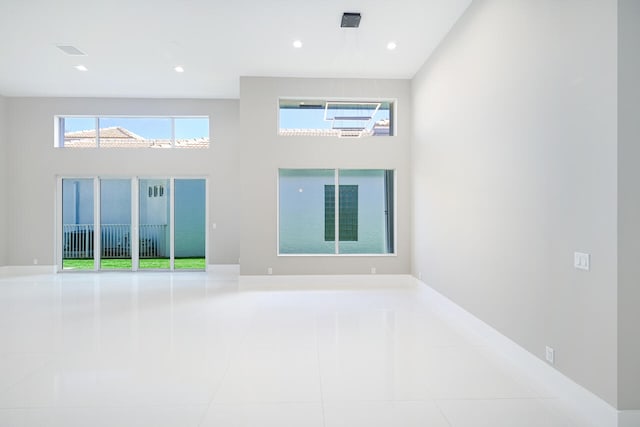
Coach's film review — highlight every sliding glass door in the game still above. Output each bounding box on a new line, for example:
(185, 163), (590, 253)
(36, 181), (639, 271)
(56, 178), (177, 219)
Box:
(100, 179), (132, 270)
(60, 177), (206, 271)
(61, 178), (95, 270)
(175, 179), (206, 270)
(139, 179), (171, 270)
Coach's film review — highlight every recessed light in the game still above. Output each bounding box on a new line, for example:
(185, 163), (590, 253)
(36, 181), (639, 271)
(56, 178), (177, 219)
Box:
(74, 65), (88, 71)
(387, 41), (397, 50)
(293, 40), (303, 48)
(174, 66), (184, 73)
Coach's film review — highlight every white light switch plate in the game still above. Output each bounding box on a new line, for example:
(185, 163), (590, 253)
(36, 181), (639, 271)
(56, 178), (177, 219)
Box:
(574, 252), (590, 271)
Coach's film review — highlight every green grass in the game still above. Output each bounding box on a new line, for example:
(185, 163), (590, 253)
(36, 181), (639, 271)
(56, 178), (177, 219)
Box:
(101, 259), (133, 269)
(174, 258), (206, 270)
(63, 259), (96, 270)
(63, 258), (205, 270)
(140, 258), (170, 269)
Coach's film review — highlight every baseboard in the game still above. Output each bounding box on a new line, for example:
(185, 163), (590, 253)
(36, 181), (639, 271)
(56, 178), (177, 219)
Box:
(414, 277), (621, 427)
(207, 264), (240, 277)
(0, 265), (56, 278)
(619, 410), (640, 427)
(1, 264), (239, 278)
(239, 273), (416, 290)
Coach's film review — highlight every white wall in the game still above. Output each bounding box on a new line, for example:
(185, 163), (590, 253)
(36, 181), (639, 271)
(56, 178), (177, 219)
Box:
(239, 77), (411, 275)
(0, 95), (7, 266)
(618, 0), (640, 411)
(5, 97), (240, 266)
(412, 0), (618, 407)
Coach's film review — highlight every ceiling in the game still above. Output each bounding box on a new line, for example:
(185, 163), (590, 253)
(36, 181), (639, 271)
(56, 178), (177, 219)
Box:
(0, 0), (471, 99)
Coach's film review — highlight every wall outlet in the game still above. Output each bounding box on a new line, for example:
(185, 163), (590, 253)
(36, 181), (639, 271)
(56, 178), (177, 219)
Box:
(267, 267), (273, 275)
(418, 272), (422, 280)
(545, 346), (555, 364)
(371, 267), (376, 274)
(212, 223), (217, 230)
(574, 252), (590, 271)
(33, 258), (38, 265)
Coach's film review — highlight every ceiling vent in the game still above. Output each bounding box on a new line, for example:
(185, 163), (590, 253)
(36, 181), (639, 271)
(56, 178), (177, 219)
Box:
(341, 12), (361, 28)
(56, 45), (87, 56)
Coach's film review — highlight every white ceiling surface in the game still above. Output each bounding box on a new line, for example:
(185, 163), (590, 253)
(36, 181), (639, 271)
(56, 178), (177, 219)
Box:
(0, 0), (471, 99)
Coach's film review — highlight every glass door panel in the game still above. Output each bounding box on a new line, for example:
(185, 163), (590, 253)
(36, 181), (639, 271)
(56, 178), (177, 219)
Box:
(174, 179), (206, 270)
(100, 179), (132, 270)
(139, 179), (170, 269)
(62, 179), (95, 270)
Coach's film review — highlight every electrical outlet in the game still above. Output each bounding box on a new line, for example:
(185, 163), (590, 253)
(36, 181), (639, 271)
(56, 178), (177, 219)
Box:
(33, 258), (38, 265)
(267, 267), (273, 275)
(371, 267), (376, 274)
(545, 346), (555, 364)
(418, 272), (422, 280)
(574, 252), (590, 271)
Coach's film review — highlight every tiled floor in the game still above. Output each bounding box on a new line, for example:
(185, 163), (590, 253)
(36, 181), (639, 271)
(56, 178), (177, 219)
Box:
(0, 272), (594, 426)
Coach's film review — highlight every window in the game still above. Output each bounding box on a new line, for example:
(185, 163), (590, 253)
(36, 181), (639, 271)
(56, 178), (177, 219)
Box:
(55, 116), (210, 148)
(279, 99), (394, 138)
(278, 169), (395, 255)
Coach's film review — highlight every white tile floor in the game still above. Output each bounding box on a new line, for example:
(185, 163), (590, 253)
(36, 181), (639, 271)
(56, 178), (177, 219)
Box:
(0, 272), (594, 427)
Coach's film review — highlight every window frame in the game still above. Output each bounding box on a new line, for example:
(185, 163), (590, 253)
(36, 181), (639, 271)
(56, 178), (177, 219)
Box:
(54, 115), (210, 148)
(277, 168), (397, 257)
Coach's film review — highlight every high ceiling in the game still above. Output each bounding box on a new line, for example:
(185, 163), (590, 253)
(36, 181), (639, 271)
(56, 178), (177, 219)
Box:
(0, 0), (471, 99)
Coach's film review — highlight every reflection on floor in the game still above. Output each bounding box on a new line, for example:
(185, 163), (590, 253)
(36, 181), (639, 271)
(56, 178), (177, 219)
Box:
(0, 272), (595, 427)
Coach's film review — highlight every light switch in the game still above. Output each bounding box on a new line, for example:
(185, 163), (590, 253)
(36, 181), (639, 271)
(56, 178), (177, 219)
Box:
(574, 252), (590, 271)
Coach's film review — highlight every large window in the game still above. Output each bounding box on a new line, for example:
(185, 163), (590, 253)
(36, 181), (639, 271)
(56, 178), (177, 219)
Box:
(279, 99), (394, 138)
(55, 116), (209, 148)
(278, 169), (395, 255)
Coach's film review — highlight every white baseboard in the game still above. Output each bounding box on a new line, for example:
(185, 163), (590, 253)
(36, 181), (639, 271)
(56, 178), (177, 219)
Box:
(239, 273), (416, 290)
(414, 278), (622, 427)
(0, 265), (56, 278)
(207, 264), (240, 277)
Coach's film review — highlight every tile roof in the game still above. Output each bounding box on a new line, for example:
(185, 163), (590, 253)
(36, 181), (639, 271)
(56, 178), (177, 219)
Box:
(278, 129), (375, 137)
(63, 127), (209, 148)
(64, 126), (145, 140)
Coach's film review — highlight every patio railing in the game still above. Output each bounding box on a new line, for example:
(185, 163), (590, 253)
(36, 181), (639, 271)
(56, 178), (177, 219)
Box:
(63, 224), (168, 259)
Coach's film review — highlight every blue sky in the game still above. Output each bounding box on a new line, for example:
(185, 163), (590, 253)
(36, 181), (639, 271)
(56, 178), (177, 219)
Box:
(64, 117), (209, 139)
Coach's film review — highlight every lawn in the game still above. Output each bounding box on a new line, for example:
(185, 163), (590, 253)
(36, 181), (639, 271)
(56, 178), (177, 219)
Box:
(63, 258), (206, 270)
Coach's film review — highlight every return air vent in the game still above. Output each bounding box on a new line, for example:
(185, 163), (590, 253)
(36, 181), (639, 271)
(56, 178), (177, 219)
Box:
(56, 45), (87, 56)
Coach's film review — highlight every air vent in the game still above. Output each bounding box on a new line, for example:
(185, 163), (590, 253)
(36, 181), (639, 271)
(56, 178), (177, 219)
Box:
(56, 45), (87, 56)
(341, 12), (361, 28)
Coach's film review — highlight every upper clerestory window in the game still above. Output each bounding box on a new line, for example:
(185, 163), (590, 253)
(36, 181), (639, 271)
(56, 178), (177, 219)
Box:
(55, 116), (210, 148)
(279, 99), (394, 138)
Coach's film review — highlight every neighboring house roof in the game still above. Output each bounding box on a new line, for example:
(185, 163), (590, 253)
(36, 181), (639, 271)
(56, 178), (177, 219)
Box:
(63, 126), (209, 148)
(65, 126), (145, 140)
(279, 129), (367, 137)
(279, 120), (390, 138)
